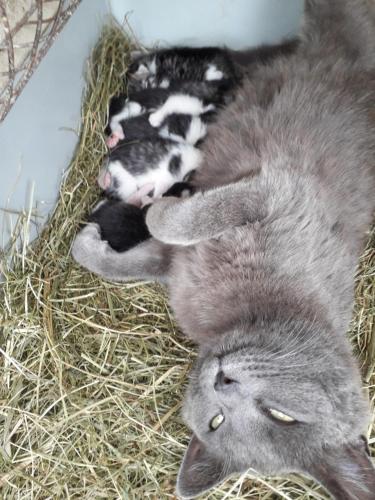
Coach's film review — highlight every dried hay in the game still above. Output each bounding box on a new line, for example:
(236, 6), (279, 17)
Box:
(0, 23), (374, 500)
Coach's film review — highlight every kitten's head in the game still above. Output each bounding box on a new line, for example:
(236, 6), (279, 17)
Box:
(128, 56), (157, 89)
(178, 318), (374, 499)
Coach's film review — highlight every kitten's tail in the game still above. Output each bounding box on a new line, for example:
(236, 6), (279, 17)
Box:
(301, 0), (375, 69)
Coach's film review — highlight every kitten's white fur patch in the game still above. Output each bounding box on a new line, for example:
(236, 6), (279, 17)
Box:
(148, 57), (157, 75)
(109, 101), (143, 133)
(159, 117), (207, 145)
(108, 161), (138, 201)
(178, 144), (202, 176)
(205, 64), (224, 81)
(92, 200), (107, 213)
(149, 95), (215, 127)
(143, 76), (156, 88)
(185, 117), (207, 144)
(159, 78), (170, 88)
(133, 63), (149, 80)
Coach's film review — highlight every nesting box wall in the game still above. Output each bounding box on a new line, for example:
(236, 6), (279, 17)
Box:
(0, 0), (108, 251)
(110, 0), (304, 49)
(0, 0), (82, 122)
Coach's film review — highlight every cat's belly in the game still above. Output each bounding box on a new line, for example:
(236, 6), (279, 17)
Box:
(168, 226), (266, 343)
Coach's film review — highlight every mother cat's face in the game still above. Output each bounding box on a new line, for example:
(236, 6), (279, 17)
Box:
(177, 321), (374, 499)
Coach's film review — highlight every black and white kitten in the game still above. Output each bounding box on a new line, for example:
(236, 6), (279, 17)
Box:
(89, 182), (194, 252)
(128, 46), (241, 90)
(105, 98), (207, 149)
(105, 81), (229, 148)
(98, 137), (201, 206)
(88, 199), (150, 253)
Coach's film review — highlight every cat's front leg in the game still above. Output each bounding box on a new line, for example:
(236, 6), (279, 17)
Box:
(72, 223), (171, 283)
(145, 181), (267, 246)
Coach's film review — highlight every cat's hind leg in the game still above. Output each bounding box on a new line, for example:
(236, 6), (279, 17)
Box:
(72, 223), (171, 283)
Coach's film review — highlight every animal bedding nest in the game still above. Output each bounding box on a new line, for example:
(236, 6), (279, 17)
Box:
(0, 24), (374, 499)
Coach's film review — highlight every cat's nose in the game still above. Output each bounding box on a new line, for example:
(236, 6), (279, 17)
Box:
(214, 370), (237, 391)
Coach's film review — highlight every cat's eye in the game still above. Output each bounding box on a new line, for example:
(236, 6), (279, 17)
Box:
(209, 413), (225, 431)
(268, 408), (296, 423)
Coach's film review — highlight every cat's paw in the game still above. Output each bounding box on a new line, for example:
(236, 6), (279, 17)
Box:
(149, 111), (163, 128)
(71, 223), (108, 269)
(145, 197), (190, 245)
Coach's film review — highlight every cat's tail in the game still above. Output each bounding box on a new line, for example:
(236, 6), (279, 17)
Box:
(301, 0), (375, 69)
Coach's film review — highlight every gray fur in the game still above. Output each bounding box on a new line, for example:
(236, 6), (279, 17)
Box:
(72, 224), (172, 283)
(72, 1), (375, 498)
(145, 180), (267, 246)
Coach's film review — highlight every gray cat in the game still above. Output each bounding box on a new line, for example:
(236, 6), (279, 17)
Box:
(72, 0), (375, 498)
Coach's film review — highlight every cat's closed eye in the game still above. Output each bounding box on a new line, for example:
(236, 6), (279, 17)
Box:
(209, 413), (225, 431)
(268, 408), (296, 423)
(263, 406), (297, 425)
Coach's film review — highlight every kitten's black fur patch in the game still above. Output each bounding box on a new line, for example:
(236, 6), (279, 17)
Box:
(163, 181), (195, 197)
(126, 88), (173, 109)
(111, 114), (159, 141)
(89, 182), (195, 253)
(105, 95), (127, 136)
(88, 200), (150, 252)
(168, 154), (182, 175)
(164, 114), (193, 138)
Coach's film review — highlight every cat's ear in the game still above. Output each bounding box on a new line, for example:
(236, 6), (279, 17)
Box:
(176, 434), (235, 498)
(305, 438), (375, 500)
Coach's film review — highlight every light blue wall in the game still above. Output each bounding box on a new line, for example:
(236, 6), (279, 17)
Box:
(0, 0), (109, 249)
(110, 0), (304, 49)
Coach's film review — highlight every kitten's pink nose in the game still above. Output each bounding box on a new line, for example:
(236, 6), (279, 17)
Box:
(98, 169), (111, 190)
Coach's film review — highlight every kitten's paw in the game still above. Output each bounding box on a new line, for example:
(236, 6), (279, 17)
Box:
(72, 223), (108, 268)
(141, 195), (154, 208)
(106, 133), (121, 148)
(126, 183), (155, 207)
(149, 111), (163, 128)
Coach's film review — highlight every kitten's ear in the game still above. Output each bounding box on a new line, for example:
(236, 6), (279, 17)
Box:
(306, 438), (375, 500)
(176, 434), (234, 499)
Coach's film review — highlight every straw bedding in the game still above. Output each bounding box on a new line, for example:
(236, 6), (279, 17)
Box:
(0, 24), (374, 500)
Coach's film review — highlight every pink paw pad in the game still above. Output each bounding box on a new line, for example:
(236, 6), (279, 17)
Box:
(126, 183), (155, 207)
(106, 131), (124, 148)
